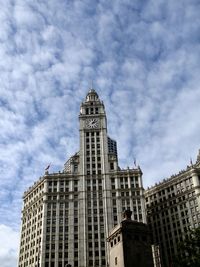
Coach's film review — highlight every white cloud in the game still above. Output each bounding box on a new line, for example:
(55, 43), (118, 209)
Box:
(0, 224), (19, 267)
(0, 0), (200, 265)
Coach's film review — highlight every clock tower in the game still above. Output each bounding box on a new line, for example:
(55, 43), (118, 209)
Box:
(79, 89), (110, 176)
(79, 89), (114, 266)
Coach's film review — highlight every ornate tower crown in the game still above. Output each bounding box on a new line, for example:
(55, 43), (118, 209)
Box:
(85, 89), (99, 102)
(80, 88), (105, 116)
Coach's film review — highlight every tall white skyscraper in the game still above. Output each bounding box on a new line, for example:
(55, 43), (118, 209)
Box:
(18, 89), (146, 267)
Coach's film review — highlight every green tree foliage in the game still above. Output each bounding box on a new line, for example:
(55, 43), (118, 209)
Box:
(174, 226), (200, 267)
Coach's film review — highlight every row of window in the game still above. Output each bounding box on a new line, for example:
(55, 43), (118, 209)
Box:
(86, 131), (100, 137)
(146, 177), (194, 203)
(86, 137), (100, 143)
(24, 184), (44, 204)
(85, 107), (99, 115)
(47, 195), (79, 200)
(87, 163), (101, 169)
(87, 179), (102, 184)
(111, 176), (139, 183)
(146, 189), (196, 207)
(87, 170), (102, 175)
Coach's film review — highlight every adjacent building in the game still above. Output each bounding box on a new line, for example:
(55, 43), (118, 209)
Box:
(145, 152), (200, 267)
(18, 89), (146, 267)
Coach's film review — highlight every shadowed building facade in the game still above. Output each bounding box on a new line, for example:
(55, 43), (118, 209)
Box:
(145, 151), (200, 267)
(18, 89), (146, 267)
(107, 210), (154, 267)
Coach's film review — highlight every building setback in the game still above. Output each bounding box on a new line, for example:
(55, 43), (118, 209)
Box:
(145, 151), (200, 267)
(18, 89), (146, 267)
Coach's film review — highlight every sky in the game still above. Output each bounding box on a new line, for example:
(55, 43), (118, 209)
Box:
(0, 0), (200, 266)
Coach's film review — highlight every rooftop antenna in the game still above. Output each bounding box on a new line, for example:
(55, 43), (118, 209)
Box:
(90, 80), (94, 89)
(134, 158), (137, 167)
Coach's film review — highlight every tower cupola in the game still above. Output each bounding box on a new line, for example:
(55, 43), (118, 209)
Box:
(80, 88), (104, 116)
(85, 89), (99, 102)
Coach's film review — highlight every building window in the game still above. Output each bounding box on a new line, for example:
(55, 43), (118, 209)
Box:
(95, 251), (99, 256)
(110, 162), (114, 170)
(115, 257), (117, 265)
(74, 165), (78, 173)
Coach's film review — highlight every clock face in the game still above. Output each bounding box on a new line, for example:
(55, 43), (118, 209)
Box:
(86, 118), (99, 129)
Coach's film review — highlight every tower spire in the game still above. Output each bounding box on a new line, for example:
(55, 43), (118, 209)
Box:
(91, 80), (94, 89)
(89, 80), (94, 90)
